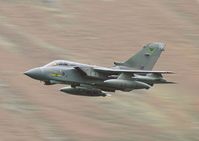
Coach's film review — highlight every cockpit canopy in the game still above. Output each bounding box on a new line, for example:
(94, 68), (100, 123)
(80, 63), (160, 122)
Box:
(44, 60), (90, 68)
(44, 60), (70, 67)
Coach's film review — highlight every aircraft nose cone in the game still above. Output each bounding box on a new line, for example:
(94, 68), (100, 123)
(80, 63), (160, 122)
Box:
(24, 68), (43, 80)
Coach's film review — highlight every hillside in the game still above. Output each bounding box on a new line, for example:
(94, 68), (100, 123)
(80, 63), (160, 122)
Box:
(0, 0), (199, 141)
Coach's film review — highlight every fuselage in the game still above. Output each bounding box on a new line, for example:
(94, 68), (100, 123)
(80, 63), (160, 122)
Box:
(25, 60), (116, 91)
(24, 59), (172, 95)
(24, 42), (174, 96)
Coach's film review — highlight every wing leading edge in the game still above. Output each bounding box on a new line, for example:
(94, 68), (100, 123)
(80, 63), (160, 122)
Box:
(94, 67), (174, 75)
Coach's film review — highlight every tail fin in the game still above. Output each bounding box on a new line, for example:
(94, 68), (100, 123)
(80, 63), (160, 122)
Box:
(117, 42), (165, 70)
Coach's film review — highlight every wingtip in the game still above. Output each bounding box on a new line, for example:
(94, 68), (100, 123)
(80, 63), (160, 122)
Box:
(166, 71), (175, 74)
(165, 81), (177, 84)
(160, 71), (175, 74)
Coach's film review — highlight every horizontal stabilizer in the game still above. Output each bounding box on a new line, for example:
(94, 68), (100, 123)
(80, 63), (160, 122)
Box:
(114, 62), (124, 66)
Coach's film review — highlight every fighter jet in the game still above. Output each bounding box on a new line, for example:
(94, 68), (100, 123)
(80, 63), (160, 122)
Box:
(24, 42), (174, 96)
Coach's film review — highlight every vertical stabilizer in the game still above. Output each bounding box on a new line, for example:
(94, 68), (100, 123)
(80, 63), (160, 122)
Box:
(122, 42), (165, 70)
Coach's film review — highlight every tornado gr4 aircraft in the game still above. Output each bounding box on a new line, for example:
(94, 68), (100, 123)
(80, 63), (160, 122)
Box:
(24, 42), (174, 96)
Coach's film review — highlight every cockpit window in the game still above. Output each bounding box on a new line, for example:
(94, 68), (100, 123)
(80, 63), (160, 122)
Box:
(44, 61), (69, 67)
